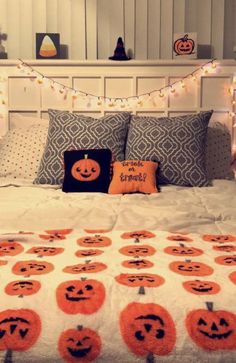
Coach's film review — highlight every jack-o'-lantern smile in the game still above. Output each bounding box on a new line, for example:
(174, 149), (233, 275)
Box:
(65, 284), (93, 302)
(198, 318), (232, 340)
(178, 264), (200, 272)
(12, 281), (34, 290)
(66, 337), (92, 358)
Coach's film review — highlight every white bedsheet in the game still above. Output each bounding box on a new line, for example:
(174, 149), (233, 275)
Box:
(0, 179), (235, 234)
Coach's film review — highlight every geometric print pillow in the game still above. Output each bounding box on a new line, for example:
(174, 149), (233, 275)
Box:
(34, 110), (130, 185)
(125, 111), (213, 187)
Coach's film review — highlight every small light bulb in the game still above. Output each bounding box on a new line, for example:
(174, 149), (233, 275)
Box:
(211, 62), (216, 69)
(159, 91), (164, 98)
(232, 100), (236, 105)
(170, 87), (176, 94)
(181, 81), (186, 88)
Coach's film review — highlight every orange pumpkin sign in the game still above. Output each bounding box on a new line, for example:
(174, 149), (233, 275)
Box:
(63, 261), (107, 274)
(58, 326), (101, 362)
(115, 273), (164, 288)
(0, 309), (41, 351)
(164, 245), (203, 257)
(75, 249), (104, 258)
(122, 259), (154, 270)
(0, 241), (24, 256)
(71, 154), (101, 182)
(56, 279), (105, 314)
(182, 280), (220, 295)
(169, 260), (213, 276)
(215, 255), (236, 266)
(186, 303), (236, 350)
(121, 230), (156, 239)
(119, 244), (156, 257)
(120, 302), (176, 357)
(77, 235), (111, 248)
(12, 260), (54, 276)
(27, 246), (64, 257)
(5, 280), (41, 297)
(202, 234), (236, 243)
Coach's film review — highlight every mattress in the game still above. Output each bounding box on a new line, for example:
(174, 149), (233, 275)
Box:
(0, 179), (236, 363)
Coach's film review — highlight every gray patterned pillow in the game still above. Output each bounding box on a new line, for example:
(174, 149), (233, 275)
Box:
(34, 110), (130, 185)
(125, 111), (213, 186)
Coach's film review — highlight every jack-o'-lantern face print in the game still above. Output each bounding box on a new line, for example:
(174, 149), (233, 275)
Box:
(167, 235), (193, 242)
(77, 235), (111, 248)
(71, 155), (101, 182)
(27, 246), (64, 256)
(120, 302), (176, 356)
(115, 273), (165, 288)
(121, 230), (156, 239)
(63, 262), (107, 274)
(75, 249), (104, 258)
(39, 229), (72, 241)
(169, 261), (213, 276)
(12, 260), (54, 276)
(122, 259), (154, 270)
(202, 234), (236, 243)
(213, 245), (236, 253)
(56, 279), (105, 314)
(186, 306), (236, 350)
(58, 326), (101, 362)
(5, 280), (41, 296)
(215, 255), (236, 266)
(182, 280), (220, 295)
(164, 245), (203, 256)
(119, 245), (156, 257)
(0, 241), (24, 256)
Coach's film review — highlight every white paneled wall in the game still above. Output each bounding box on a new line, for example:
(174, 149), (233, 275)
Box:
(0, 0), (235, 60)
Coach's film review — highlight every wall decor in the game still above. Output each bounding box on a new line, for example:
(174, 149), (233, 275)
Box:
(36, 33), (60, 59)
(173, 33), (197, 59)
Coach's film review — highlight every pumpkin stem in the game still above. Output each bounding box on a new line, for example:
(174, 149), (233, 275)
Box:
(81, 277), (87, 281)
(18, 294), (24, 298)
(85, 260), (91, 264)
(84, 154), (88, 159)
(77, 325), (83, 331)
(183, 34), (188, 40)
(185, 259), (191, 263)
(146, 352), (155, 363)
(4, 349), (13, 363)
(138, 286), (145, 295)
(206, 302), (214, 311)
(180, 243), (185, 247)
(134, 237), (140, 243)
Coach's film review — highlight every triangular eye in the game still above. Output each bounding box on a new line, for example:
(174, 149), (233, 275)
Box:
(220, 318), (229, 326)
(198, 318), (207, 326)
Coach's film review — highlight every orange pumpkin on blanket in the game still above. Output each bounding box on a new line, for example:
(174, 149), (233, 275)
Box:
(63, 261), (107, 274)
(58, 325), (101, 362)
(167, 235), (193, 242)
(164, 245), (203, 256)
(77, 235), (111, 248)
(169, 260), (214, 276)
(56, 279), (105, 314)
(182, 280), (220, 295)
(122, 259), (154, 270)
(5, 280), (41, 297)
(229, 271), (236, 285)
(75, 249), (104, 258)
(202, 234), (236, 243)
(119, 245), (156, 257)
(186, 302), (236, 350)
(12, 260), (54, 276)
(215, 255), (236, 266)
(213, 245), (236, 253)
(0, 241), (24, 256)
(0, 309), (41, 351)
(26, 246), (64, 256)
(120, 302), (176, 358)
(39, 229), (73, 241)
(116, 273), (164, 288)
(121, 230), (156, 239)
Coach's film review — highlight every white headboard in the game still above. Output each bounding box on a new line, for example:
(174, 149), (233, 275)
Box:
(0, 59), (235, 146)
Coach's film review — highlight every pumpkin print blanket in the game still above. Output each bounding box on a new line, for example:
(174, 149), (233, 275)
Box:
(0, 228), (236, 363)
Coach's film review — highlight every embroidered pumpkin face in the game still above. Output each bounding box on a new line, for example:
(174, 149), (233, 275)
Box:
(27, 246), (64, 256)
(0, 241), (24, 256)
(56, 279), (105, 314)
(169, 261), (213, 276)
(77, 236), (111, 248)
(186, 306), (236, 350)
(202, 234), (236, 243)
(0, 309), (41, 351)
(213, 245), (236, 253)
(182, 280), (220, 295)
(215, 255), (236, 266)
(174, 34), (195, 55)
(121, 230), (156, 239)
(164, 245), (203, 256)
(5, 280), (41, 296)
(58, 326), (101, 362)
(39, 229), (72, 241)
(229, 271), (236, 285)
(122, 259), (154, 269)
(63, 261), (107, 274)
(119, 245), (156, 257)
(12, 260), (54, 276)
(120, 302), (176, 356)
(115, 273), (165, 288)
(71, 155), (101, 182)
(75, 249), (104, 258)
(167, 235), (193, 242)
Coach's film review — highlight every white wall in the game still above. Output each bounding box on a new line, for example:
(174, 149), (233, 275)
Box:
(0, 0), (235, 60)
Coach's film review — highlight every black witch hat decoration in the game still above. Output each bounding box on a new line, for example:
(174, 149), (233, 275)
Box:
(109, 37), (130, 61)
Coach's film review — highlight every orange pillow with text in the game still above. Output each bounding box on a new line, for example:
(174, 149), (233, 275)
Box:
(108, 160), (158, 194)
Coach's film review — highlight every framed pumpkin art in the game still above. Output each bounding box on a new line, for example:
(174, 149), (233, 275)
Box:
(173, 32), (197, 59)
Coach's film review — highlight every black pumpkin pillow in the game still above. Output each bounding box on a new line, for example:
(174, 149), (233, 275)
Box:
(62, 149), (112, 193)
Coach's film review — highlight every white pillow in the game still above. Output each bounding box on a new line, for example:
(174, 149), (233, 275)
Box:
(0, 125), (48, 180)
(10, 113), (49, 129)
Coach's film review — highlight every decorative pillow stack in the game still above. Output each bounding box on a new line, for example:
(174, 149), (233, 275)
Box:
(34, 110), (130, 185)
(125, 111), (213, 187)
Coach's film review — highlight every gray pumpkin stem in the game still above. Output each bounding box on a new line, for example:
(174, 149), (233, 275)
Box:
(4, 349), (13, 363)
(206, 301), (214, 311)
(138, 286), (145, 295)
(146, 352), (155, 363)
